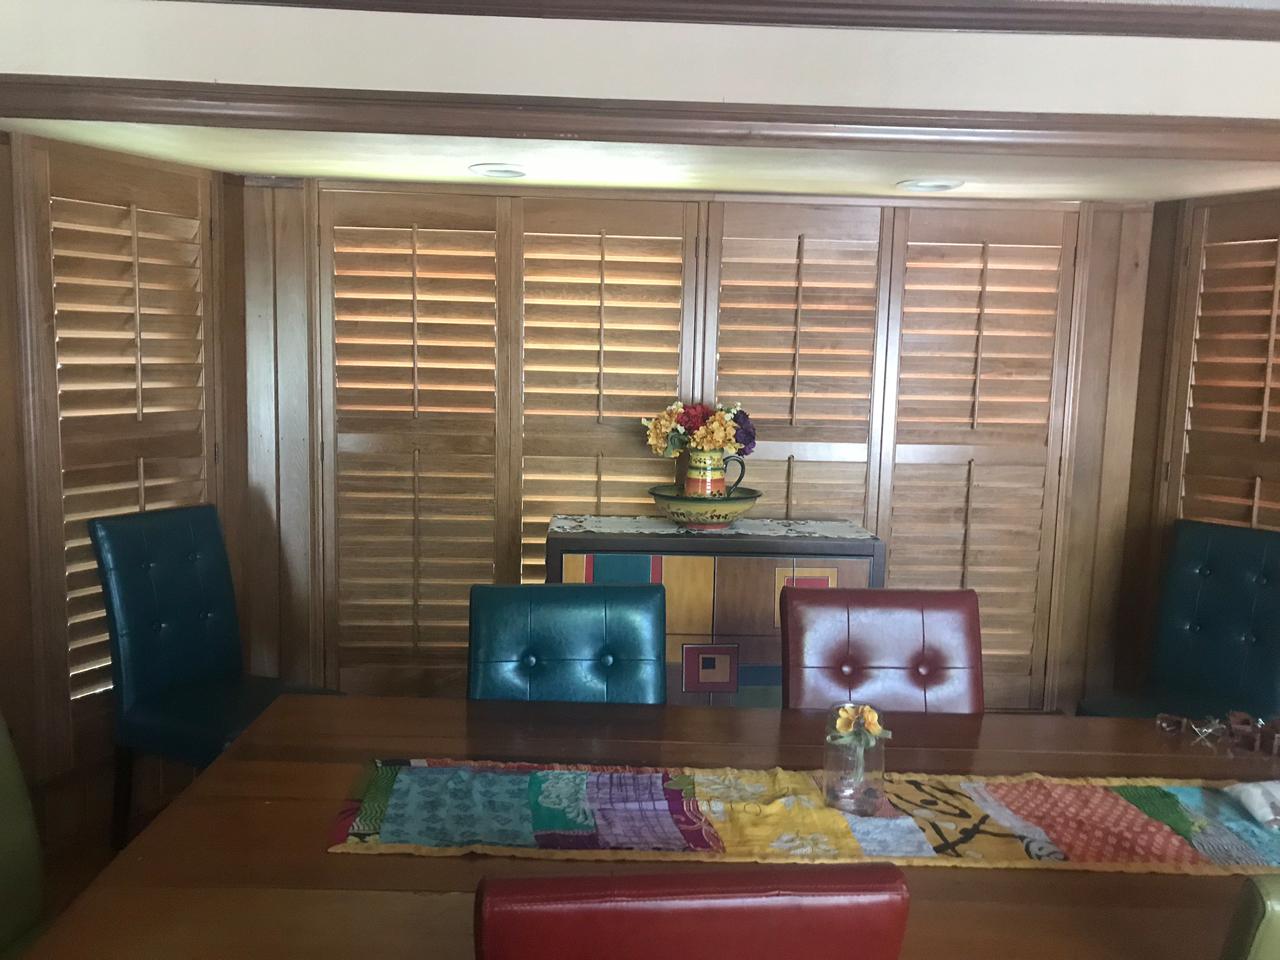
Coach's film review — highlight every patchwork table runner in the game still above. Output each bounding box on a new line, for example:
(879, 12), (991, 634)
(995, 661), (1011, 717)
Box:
(329, 758), (1280, 875)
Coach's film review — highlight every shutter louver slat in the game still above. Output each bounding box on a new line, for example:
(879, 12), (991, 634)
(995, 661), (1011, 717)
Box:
(48, 192), (211, 701)
(1180, 208), (1280, 530)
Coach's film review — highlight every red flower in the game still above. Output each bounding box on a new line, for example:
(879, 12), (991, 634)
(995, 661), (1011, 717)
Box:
(675, 403), (713, 432)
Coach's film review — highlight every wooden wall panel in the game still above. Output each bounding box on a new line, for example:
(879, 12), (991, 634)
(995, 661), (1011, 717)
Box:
(1114, 201), (1182, 691)
(243, 180), (321, 686)
(0, 133), (38, 775)
(1047, 204), (1154, 711)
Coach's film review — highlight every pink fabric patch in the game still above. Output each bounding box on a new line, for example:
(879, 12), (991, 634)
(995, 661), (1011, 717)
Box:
(986, 781), (1208, 865)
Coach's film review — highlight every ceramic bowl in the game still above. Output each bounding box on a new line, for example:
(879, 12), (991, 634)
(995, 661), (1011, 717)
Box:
(648, 484), (762, 530)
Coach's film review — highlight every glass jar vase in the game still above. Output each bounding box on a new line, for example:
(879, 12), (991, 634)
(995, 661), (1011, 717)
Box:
(822, 702), (886, 816)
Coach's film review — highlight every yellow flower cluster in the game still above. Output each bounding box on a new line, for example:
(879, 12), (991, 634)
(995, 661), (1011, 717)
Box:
(689, 411), (742, 453)
(835, 704), (883, 737)
(642, 402), (684, 457)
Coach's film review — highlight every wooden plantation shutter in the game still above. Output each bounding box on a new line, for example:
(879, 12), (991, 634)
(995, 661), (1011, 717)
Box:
(711, 203), (888, 526)
(1176, 198), (1280, 530)
(878, 208), (1077, 709)
(519, 199), (697, 582)
(25, 144), (215, 704)
(320, 189), (505, 694)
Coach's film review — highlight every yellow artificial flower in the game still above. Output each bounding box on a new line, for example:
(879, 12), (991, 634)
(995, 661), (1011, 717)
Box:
(641, 402), (684, 457)
(835, 704), (882, 736)
(835, 705), (858, 734)
(690, 410), (742, 452)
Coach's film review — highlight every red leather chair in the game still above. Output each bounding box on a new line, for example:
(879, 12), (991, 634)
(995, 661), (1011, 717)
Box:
(474, 865), (909, 960)
(781, 587), (984, 714)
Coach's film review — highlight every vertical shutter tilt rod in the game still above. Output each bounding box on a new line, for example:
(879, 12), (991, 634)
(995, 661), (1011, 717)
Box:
(785, 454), (796, 520)
(960, 458), (976, 589)
(131, 203), (143, 422)
(595, 452), (604, 515)
(597, 231), (607, 424)
(1260, 236), (1280, 443)
(972, 242), (990, 431)
(411, 447), (421, 649)
(411, 224), (421, 418)
(136, 457), (146, 512)
(1252, 475), (1263, 529)
(789, 234), (807, 426)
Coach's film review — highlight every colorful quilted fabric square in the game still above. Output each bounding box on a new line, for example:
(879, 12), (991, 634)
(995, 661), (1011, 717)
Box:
(986, 780), (1206, 865)
(329, 759), (1280, 876)
(691, 767), (860, 861)
(885, 776), (1043, 863)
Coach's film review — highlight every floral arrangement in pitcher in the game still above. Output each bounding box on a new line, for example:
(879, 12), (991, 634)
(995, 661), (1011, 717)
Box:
(641, 401), (757, 459)
(828, 704), (892, 750)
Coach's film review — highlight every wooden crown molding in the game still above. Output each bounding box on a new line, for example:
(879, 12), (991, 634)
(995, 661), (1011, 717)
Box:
(3, 74), (1280, 161)
(160, 0), (1280, 42)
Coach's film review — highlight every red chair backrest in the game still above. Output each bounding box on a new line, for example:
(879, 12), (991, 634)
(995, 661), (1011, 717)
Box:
(475, 865), (910, 960)
(781, 587), (984, 713)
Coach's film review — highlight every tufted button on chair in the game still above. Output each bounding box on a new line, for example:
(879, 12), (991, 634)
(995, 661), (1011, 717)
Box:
(89, 504), (317, 850)
(468, 585), (665, 704)
(475, 866), (910, 960)
(1079, 520), (1280, 719)
(781, 587), (984, 713)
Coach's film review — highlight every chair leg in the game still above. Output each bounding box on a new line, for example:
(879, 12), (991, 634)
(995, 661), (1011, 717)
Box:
(112, 745), (134, 851)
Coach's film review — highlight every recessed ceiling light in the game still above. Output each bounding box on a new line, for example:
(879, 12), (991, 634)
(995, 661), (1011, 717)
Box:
(896, 178), (965, 193)
(469, 162), (526, 179)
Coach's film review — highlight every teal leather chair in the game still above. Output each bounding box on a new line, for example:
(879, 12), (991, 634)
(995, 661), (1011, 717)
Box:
(0, 713), (41, 959)
(468, 585), (666, 704)
(89, 504), (292, 848)
(1080, 519), (1280, 719)
(1220, 875), (1280, 960)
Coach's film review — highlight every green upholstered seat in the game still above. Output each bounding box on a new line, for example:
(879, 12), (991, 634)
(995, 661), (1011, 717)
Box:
(0, 712), (41, 958)
(1220, 875), (1280, 960)
(1080, 520), (1280, 719)
(468, 584), (666, 704)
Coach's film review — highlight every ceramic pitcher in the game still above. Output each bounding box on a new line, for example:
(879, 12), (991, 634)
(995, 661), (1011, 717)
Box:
(683, 448), (746, 499)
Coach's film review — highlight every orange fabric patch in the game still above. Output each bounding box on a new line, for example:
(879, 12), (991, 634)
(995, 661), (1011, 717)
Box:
(987, 781), (1208, 865)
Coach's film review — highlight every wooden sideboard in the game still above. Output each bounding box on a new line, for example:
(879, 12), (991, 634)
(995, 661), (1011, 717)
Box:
(544, 515), (885, 707)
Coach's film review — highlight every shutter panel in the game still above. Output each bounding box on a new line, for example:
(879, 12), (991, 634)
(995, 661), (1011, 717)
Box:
(881, 208), (1076, 709)
(323, 191), (501, 690)
(41, 155), (213, 700)
(520, 199), (694, 582)
(1179, 199), (1280, 530)
(713, 203), (887, 526)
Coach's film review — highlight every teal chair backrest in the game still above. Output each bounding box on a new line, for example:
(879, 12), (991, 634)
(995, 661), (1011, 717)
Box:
(1154, 520), (1280, 716)
(468, 585), (666, 704)
(0, 712), (41, 955)
(1220, 875), (1280, 960)
(88, 505), (242, 719)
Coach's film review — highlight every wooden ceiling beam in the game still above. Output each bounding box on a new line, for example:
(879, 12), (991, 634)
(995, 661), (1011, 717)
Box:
(163, 0), (1280, 42)
(3, 74), (1280, 161)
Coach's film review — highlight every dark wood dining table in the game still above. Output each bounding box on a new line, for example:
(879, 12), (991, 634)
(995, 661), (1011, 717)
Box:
(26, 695), (1280, 958)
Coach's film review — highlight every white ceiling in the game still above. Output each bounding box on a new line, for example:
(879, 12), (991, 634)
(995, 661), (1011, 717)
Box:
(5, 118), (1280, 201)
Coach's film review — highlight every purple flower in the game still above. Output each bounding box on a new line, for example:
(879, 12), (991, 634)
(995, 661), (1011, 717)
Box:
(733, 409), (757, 456)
